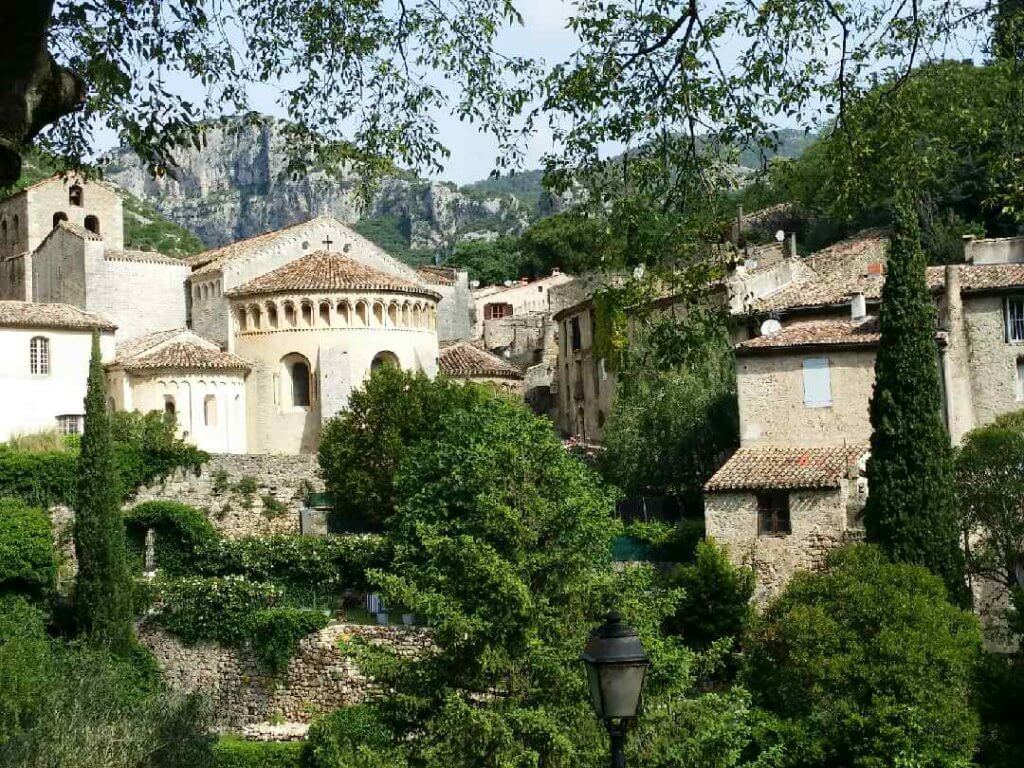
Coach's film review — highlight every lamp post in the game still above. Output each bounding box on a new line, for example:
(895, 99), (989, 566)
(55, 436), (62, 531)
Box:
(581, 611), (650, 768)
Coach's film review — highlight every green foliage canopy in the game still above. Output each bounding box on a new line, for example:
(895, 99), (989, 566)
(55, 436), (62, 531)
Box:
(743, 545), (982, 768)
(0, 499), (57, 599)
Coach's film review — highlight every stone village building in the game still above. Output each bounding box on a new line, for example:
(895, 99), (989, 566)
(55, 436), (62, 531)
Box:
(0, 175), (482, 452)
(704, 230), (1024, 599)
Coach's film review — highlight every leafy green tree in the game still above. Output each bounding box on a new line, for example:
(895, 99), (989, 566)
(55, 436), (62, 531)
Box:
(351, 397), (660, 767)
(663, 540), (753, 651)
(517, 211), (618, 277)
(863, 200), (967, 603)
(73, 332), (134, 653)
(956, 408), (1024, 601)
(318, 367), (489, 531)
(743, 545), (982, 768)
(444, 236), (522, 286)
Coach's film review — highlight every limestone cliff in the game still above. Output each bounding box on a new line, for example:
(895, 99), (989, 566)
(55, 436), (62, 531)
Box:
(100, 118), (541, 260)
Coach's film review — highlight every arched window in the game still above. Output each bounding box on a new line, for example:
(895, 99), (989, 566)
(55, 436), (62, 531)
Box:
(372, 302), (384, 326)
(301, 302), (313, 327)
(355, 301), (368, 326)
(1, 219), (7, 244)
(371, 351), (400, 372)
(52, 211), (68, 229)
(12, 215), (19, 244)
(401, 302), (411, 327)
(84, 215), (100, 235)
(249, 304), (262, 330)
(282, 353), (312, 408)
(283, 302), (296, 327)
(319, 301), (331, 326)
(29, 336), (49, 375)
(387, 302), (398, 326)
(336, 301), (350, 325)
(204, 395), (217, 426)
(266, 303), (279, 329)
(164, 395), (176, 416)
(69, 184), (84, 206)
(235, 305), (248, 332)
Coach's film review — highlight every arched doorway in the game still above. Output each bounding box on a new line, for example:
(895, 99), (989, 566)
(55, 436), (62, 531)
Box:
(371, 351), (400, 372)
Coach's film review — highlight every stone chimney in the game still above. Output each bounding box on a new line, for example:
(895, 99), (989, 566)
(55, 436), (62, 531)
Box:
(850, 292), (867, 321)
(962, 234), (976, 264)
(785, 232), (797, 259)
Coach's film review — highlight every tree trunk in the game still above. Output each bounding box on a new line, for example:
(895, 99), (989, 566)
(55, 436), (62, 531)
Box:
(0, 0), (86, 187)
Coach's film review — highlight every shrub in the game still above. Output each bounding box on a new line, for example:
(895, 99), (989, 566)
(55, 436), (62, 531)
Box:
(201, 534), (389, 601)
(303, 704), (406, 768)
(235, 476), (259, 510)
(0, 498), (57, 597)
(0, 594), (52, 743)
(125, 501), (218, 575)
(110, 410), (207, 495)
(261, 494), (288, 518)
(664, 539), (753, 650)
(743, 544), (981, 767)
(155, 576), (328, 671)
(250, 607), (329, 672)
(319, 367), (490, 531)
(156, 575), (284, 646)
(622, 518), (704, 563)
(0, 446), (76, 508)
(212, 736), (304, 768)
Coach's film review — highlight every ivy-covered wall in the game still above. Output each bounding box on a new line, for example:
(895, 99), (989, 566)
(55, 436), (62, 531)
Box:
(132, 454), (324, 538)
(140, 621), (431, 731)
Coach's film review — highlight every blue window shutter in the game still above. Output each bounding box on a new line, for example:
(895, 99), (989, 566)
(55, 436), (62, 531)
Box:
(803, 357), (832, 407)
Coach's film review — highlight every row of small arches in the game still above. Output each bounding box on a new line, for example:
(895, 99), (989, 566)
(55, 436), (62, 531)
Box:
(235, 298), (437, 333)
(194, 281), (223, 300)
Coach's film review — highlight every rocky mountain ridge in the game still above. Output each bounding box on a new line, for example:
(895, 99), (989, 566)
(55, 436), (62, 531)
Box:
(101, 119), (546, 262)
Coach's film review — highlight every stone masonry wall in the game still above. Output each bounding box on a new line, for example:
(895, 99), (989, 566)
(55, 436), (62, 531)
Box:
(705, 482), (866, 601)
(140, 621), (431, 729)
(132, 453), (323, 537)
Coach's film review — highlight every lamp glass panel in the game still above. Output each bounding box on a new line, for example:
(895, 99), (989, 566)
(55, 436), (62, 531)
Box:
(597, 663), (647, 719)
(584, 661), (605, 717)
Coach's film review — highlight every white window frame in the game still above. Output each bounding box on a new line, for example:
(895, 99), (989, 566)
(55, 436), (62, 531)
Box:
(56, 414), (83, 435)
(29, 336), (50, 376)
(1007, 297), (1024, 342)
(1017, 359), (1024, 401)
(802, 357), (832, 408)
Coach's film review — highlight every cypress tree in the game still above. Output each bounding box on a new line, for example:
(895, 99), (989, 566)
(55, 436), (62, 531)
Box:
(864, 198), (967, 604)
(74, 330), (134, 652)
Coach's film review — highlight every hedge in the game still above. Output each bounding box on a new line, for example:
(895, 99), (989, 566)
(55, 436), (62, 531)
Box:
(304, 704), (405, 768)
(211, 736), (304, 768)
(125, 501), (389, 601)
(0, 498), (56, 596)
(154, 576), (329, 672)
(0, 412), (207, 510)
(125, 501), (217, 575)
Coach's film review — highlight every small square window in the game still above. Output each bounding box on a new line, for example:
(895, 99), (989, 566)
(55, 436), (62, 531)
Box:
(757, 492), (791, 536)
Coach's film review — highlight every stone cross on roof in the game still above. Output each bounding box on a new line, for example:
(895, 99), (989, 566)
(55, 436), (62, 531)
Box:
(322, 236), (334, 251)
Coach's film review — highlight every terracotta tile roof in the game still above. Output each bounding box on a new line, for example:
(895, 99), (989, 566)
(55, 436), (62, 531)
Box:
(226, 251), (440, 299)
(104, 249), (185, 266)
(705, 445), (868, 492)
(957, 263), (1024, 293)
(416, 266), (457, 286)
(0, 301), (115, 331)
(439, 341), (524, 380)
(188, 217), (331, 275)
(110, 329), (250, 373)
(737, 316), (881, 354)
(746, 230), (889, 314)
(57, 220), (103, 241)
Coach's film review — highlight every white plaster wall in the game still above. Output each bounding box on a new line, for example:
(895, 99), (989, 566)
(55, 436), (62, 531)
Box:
(736, 350), (876, 446)
(965, 236), (1024, 265)
(0, 327), (115, 441)
(121, 372), (247, 454)
(84, 253), (189, 342)
(231, 289), (439, 454)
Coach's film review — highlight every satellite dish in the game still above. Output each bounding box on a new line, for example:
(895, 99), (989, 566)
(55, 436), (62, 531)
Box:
(503, 280), (513, 287)
(633, 264), (646, 280)
(774, 229), (786, 243)
(469, 280), (480, 289)
(760, 319), (782, 336)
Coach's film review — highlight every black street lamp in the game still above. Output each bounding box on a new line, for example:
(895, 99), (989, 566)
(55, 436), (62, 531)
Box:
(581, 611), (650, 768)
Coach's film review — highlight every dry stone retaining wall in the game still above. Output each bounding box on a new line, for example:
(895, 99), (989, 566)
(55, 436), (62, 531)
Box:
(131, 453), (323, 537)
(140, 621), (431, 729)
